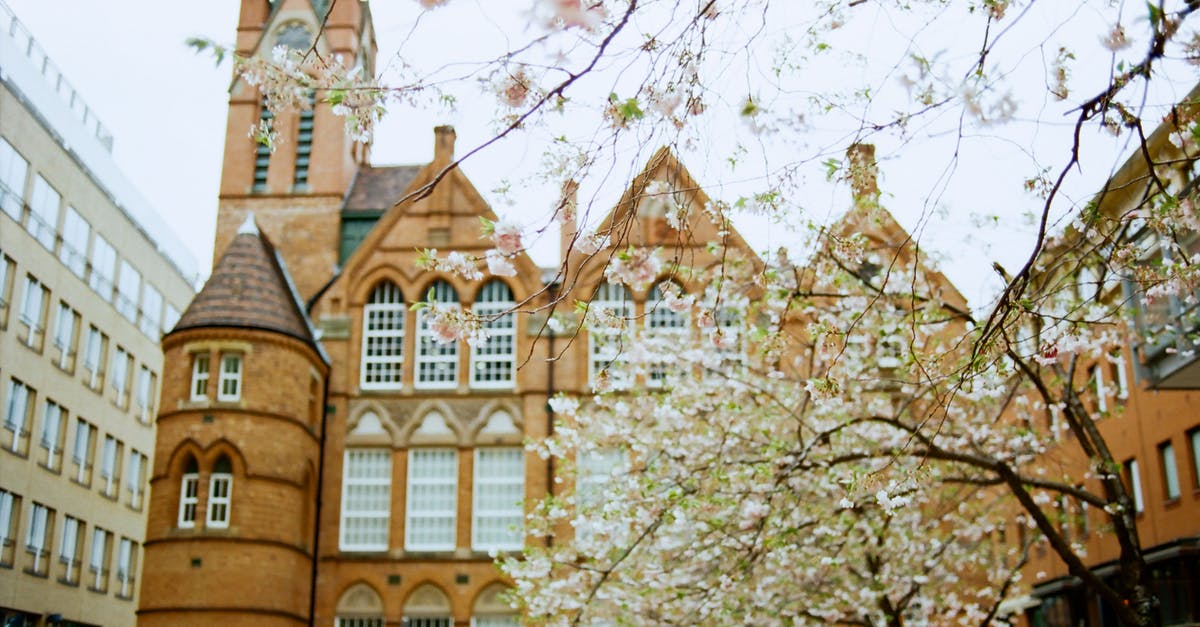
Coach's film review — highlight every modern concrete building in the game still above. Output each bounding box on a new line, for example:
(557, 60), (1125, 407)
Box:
(0, 1), (198, 624)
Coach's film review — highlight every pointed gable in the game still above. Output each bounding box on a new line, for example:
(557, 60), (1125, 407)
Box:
(173, 215), (321, 349)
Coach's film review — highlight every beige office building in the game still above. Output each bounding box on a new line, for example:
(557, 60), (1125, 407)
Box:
(0, 2), (198, 625)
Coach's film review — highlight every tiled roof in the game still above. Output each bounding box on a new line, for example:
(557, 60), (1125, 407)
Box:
(172, 216), (317, 347)
(343, 165), (422, 212)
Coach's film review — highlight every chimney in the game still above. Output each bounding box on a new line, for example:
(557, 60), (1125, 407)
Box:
(433, 126), (456, 167)
(846, 143), (879, 208)
(558, 179), (579, 263)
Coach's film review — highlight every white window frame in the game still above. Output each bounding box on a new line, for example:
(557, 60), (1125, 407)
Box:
(1160, 442), (1180, 501)
(0, 137), (29, 221)
(217, 353), (242, 402)
(89, 527), (108, 590)
(116, 537), (134, 597)
(471, 281), (516, 389)
(405, 448), (458, 551)
(20, 275), (45, 346)
(53, 301), (76, 369)
(27, 175), (60, 252)
(4, 379), (30, 453)
(136, 366), (154, 422)
(39, 399), (64, 470)
(178, 473), (199, 528)
(127, 450), (145, 509)
(0, 489), (15, 559)
(207, 471), (233, 528)
(191, 353), (210, 401)
(112, 347), (130, 407)
(1191, 429), (1200, 492)
(588, 282), (633, 389)
(1125, 458), (1144, 513)
(472, 447), (524, 551)
(89, 235), (116, 302)
(71, 418), (93, 484)
(26, 502), (50, 574)
(60, 206), (89, 278)
(60, 515), (81, 583)
(339, 448), (392, 552)
(83, 326), (104, 388)
(360, 282), (405, 390)
(415, 281), (460, 390)
(100, 435), (120, 497)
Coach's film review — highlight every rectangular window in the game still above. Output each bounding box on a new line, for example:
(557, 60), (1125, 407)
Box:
(116, 537), (136, 598)
(1160, 441), (1181, 501)
(0, 489), (19, 567)
(588, 285), (633, 390)
(0, 137), (29, 221)
(99, 435), (123, 498)
(127, 450), (147, 510)
(83, 325), (108, 391)
(25, 502), (52, 576)
(0, 249), (13, 329)
(340, 449), (392, 551)
(360, 285), (406, 390)
(116, 261), (141, 324)
(163, 304), (181, 336)
(4, 379), (34, 455)
(470, 283), (516, 389)
(207, 472), (232, 528)
(294, 95), (314, 190)
(1123, 458), (1144, 513)
(88, 527), (111, 592)
(1190, 428), (1200, 491)
(472, 448), (524, 551)
(178, 473), (199, 528)
(88, 235), (116, 302)
(53, 301), (79, 373)
(135, 366), (155, 424)
(252, 103), (272, 192)
(27, 175), (60, 252)
(19, 274), (47, 351)
(218, 353), (242, 401)
(60, 206), (90, 278)
(39, 399), (66, 471)
(191, 353), (210, 401)
(1110, 349), (1130, 400)
(416, 309), (460, 389)
(406, 449), (458, 551)
(71, 418), (95, 486)
(111, 347), (131, 409)
(140, 283), (162, 339)
(58, 515), (83, 584)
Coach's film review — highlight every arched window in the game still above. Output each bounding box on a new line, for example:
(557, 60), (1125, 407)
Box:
(207, 456), (233, 528)
(588, 282), (633, 389)
(416, 281), (460, 390)
(471, 583), (518, 627)
(361, 281), (405, 390)
(646, 281), (689, 386)
(178, 456), (199, 528)
(335, 582), (385, 627)
(471, 281), (515, 389)
(403, 583), (452, 627)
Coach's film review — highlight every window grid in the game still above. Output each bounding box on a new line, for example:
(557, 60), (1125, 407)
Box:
(294, 95), (314, 189)
(218, 354), (242, 401)
(338, 619), (384, 627)
(39, 399), (65, 471)
(589, 282), (633, 389)
(252, 103), (272, 192)
(646, 282), (688, 386)
(472, 448), (524, 551)
(361, 282), (405, 389)
(4, 379), (32, 454)
(27, 175), (60, 252)
(406, 449), (458, 551)
(471, 281), (516, 389)
(191, 353), (210, 401)
(88, 235), (116, 302)
(178, 473), (199, 528)
(340, 448), (392, 551)
(472, 617), (519, 627)
(0, 137), (29, 221)
(60, 206), (89, 278)
(406, 618), (452, 627)
(416, 281), (460, 390)
(208, 473), (233, 528)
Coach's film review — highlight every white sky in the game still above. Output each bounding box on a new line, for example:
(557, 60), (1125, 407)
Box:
(7, 0), (1198, 310)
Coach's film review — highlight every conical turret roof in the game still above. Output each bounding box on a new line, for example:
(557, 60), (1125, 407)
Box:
(171, 214), (319, 349)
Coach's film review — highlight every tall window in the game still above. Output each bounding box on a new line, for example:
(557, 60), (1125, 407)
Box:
(19, 274), (47, 350)
(89, 235), (116, 302)
(471, 281), (516, 388)
(416, 281), (460, 389)
(191, 353), (210, 401)
(0, 489), (18, 567)
(646, 281), (688, 386)
(1123, 458), (1144, 513)
(0, 137), (29, 221)
(127, 449), (147, 510)
(0, 249), (12, 329)
(178, 457), (199, 528)
(59, 515), (83, 584)
(252, 102), (273, 192)
(361, 282), (405, 389)
(39, 399), (66, 471)
(340, 448), (392, 551)
(53, 301), (79, 372)
(1159, 441), (1181, 501)
(218, 354), (242, 401)
(140, 283), (162, 339)
(207, 456), (233, 528)
(116, 537), (137, 598)
(589, 282), (633, 389)
(83, 326), (107, 390)
(71, 418), (95, 485)
(406, 448), (458, 551)
(116, 261), (141, 324)
(4, 378), (33, 454)
(60, 206), (90, 278)
(100, 435), (123, 498)
(25, 502), (52, 575)
(89, 527), (111, 592)
(112, 347), (132, 409)
(135, 366), (155, 423)
(472, 447), (524, 551)
(294, 94), (314, 189)
(27, 175), (60, 252)
(1190, 428), (1200, 491)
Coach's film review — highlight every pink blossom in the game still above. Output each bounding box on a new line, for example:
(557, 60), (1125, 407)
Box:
(605, 248), (661, 290)
(418, 0), (449, 8)
(428, 314), (461, 344)
(575, 231), (607, 255)
(493, 220), (524, 255)
(499, 69), (530, 108)
(486, 249), (517, 277)
(545, 0), (606, 29)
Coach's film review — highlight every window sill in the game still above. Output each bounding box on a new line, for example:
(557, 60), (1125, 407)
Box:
(21, 567), (49, 579)
(57, 577), (80, 587)
(87, 586), (110, 595)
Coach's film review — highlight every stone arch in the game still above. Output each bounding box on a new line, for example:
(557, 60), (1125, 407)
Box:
(335, 581), (385, 617)
(471, 582), (516, 617)
(410, 275), (466, 307)
(400, 400), (463, 447)
(346, 402), (400, 447)
(163, 439), (205, 478)
(350, 268), (410, 308)
(467, 401), (523, 446)
(403, 582), (452, 618)
(203, 439), (247, 476)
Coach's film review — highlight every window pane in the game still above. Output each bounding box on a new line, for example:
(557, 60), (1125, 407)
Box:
(0, 138), (29, 221)
(340, 449), (392, 551)
(406, 449), (457, 550)
(361, 282), (405, 389)
(89, 235), (116, 302)
(60, 207), (90, 277)
(472, 448), (523, 551)
(27, 175), (60, 251)
(471, 281), (515, 388)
